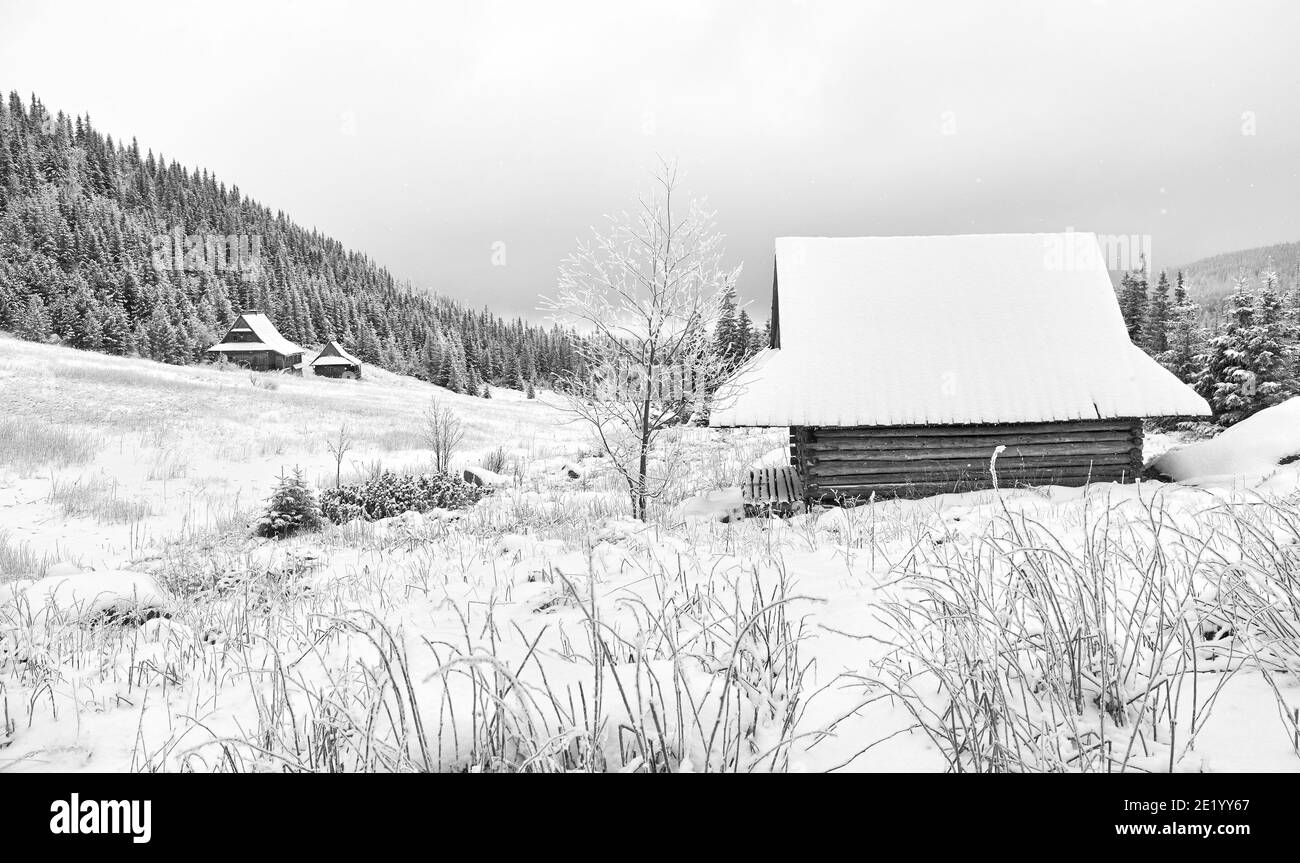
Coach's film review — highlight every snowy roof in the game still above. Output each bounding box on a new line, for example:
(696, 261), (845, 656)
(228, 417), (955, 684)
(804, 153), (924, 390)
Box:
(310, 340), (362, 367)
(207, 312), (303, 357)
(710, 234), (1211, 427)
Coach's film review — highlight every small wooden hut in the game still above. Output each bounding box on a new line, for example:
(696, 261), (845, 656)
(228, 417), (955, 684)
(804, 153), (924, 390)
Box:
(206, 311), (304, 371)
(709, 233), (1211, 501)
(305, 340), (363, 379)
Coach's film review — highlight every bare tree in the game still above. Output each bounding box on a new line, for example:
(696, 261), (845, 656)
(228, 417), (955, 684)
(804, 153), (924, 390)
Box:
(325, 423), (355, 487)
(543, 161), (743, 521)
(422, 397), (465, 473)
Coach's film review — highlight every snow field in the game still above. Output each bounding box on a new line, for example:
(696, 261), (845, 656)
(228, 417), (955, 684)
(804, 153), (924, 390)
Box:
(2, 336), (1299, 771)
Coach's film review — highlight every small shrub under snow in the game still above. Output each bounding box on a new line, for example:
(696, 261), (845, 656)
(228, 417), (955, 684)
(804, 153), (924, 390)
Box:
(320, 471), (488, 524)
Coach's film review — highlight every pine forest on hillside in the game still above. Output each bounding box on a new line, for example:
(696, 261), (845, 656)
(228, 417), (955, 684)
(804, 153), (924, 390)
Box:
(0, 91), (590, 393)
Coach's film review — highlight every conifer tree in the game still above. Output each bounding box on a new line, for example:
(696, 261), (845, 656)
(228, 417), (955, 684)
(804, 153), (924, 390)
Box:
(1196, 277), (1295, 425)
(1142, 270), (1171, 355)
(254, 467), (323, 539)
(736, 309), (754, 359)
(1118, 262), (1149, 344)
(1161, 270), (1203, 384)
(713, 286), (739, 367)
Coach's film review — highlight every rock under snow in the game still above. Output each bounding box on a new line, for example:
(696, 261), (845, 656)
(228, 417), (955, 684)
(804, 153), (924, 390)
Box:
(463, 465), (509, 487)
(672, 487), (744, 523)
(10, 570), (170, 624)
(1153, 397), (1300, 483)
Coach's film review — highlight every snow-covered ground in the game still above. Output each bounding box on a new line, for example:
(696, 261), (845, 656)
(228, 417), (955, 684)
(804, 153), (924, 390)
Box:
(2, 334), (1299, 772)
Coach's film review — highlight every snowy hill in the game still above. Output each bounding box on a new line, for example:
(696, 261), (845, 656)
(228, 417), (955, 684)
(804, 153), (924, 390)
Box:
(2, 335), (1300, 774)
(1173, 239), (1300, 308)
(0, 333), (576, 571)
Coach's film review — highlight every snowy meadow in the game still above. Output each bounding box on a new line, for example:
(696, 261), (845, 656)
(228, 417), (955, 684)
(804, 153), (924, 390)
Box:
(2, 334), (1299, 772)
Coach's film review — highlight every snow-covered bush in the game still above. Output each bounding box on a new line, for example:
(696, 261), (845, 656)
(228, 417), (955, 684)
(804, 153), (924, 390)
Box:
(255, 468), (323, 539)
(319, 471), (487, 524)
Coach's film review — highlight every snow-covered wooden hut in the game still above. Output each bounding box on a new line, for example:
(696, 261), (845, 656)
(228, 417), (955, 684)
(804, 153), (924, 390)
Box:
(205, 311), (304, 372)
(304, 340), (363, 379)
(709, 233), (1211, 500)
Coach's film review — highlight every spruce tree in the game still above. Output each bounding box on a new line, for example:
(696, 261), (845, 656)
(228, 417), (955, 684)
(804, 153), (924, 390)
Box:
(1196, 277), (1295, 425)
(254, 467), (323, 539)
(1118, 263), (1149, 344)
(1162, 271), (1204, 384)
(713, 286), (739, 367)
(736, 309), (754, 359)
(1143, 270), (1171, 355)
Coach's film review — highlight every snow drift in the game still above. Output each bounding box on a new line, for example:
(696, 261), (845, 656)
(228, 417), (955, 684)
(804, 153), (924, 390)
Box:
(1153, 397), (1300, 482)
(3, 570), (170, 625)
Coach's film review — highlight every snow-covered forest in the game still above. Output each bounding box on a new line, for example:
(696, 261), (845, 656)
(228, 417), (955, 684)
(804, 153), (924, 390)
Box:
(0, 92), (585, 392)
(1116, 263), (1300, 426)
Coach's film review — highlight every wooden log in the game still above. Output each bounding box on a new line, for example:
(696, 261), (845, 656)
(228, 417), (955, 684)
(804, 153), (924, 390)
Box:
(807, 442), (1140, 461)
(810, 473), (1131, 499)
(810, 471), (1132, 488)
(809, 462), (1132, 479)
(801, 431), (1136, 450)
(809, 458), (1134, 479)
(807, 449), (1132, 463)
(809, 419), (1139, 439)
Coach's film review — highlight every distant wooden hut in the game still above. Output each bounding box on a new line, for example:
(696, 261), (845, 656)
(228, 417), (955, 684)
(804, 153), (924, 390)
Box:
(206, 311), (304, 371)
(304, 340), (363, 379)
(709, 233), (1211, 501)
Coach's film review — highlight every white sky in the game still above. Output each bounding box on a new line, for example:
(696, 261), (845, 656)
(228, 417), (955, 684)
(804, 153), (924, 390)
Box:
(2, 0), (1298, 317)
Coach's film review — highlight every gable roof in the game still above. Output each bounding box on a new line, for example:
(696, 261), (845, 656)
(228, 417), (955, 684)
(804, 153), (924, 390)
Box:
(207, 312), (303, 357)
(309, 340), (362, 367)
(709, 233), (1211, 427)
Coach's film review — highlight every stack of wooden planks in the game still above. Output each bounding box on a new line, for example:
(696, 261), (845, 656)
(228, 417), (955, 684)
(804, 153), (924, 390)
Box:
(744, 466), (805, 506)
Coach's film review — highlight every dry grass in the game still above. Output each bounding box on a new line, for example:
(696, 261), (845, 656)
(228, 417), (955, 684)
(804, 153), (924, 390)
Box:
(0, 417), (96, 476)
(0, 530), (58, 580)
(835, 489), (1300, 772)
(47, 474), (154, 524)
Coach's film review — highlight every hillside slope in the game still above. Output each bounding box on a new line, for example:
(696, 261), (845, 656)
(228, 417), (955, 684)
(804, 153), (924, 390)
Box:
(1176, 239), (1300, 307)
(0, 91), (579, 390)
(0, 333), (581, 571)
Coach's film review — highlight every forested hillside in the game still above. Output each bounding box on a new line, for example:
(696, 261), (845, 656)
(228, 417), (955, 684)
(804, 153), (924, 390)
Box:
(0, 91), (582, 392)
(1175, 240), (1300, 309)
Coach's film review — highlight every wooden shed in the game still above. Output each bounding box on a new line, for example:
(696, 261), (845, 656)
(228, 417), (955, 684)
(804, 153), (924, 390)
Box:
(304, 340), (363, 379)
(206, 311), (304, 372)
(709, 234), (1212, 501)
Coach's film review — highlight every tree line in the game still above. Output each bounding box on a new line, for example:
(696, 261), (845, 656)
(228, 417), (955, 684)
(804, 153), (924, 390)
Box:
(0, 90), (585, 393)
(1117, 258), (1300, 425)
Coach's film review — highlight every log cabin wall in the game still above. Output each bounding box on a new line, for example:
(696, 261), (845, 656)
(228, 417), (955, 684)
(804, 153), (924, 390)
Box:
(790, 419), (1144, 500)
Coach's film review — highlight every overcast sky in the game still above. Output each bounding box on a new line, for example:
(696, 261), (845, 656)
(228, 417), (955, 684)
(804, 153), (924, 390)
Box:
(2, 0), (1297, 317)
